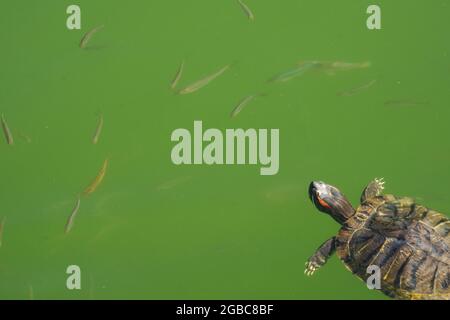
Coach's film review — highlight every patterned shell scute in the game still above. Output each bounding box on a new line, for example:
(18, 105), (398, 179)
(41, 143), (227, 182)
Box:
(336, 194), (450, 300)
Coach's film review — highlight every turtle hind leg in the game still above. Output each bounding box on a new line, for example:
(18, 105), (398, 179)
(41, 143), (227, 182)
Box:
(360, 178), (385, 203)
(305, 237), (336, 276)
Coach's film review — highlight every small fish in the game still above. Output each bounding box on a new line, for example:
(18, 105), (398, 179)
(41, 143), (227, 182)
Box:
(337, 79), (377, 96)
(170, 60), (185, 90)
(157, 176), (192, 191)
(65, 197), (81, 234)
(92, 114), (104, 145)
(230, 94), (257, 118)
(83, 159), (109, 195)
(384, 99), (429, 107)
(269, 61), (318, 83)
(18, 131), (32, 143)
(315, 61), (371, 74)
(0, 217), (5, 247)
(1, 114), (14, 145)
(238, 0), (255, 21)
(80, 25), (104, 49)
(178, 64), (231, 95)
(328, 61), (371, 70)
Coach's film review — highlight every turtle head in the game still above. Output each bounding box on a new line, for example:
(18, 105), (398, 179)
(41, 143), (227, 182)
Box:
(308, 181), (355, 224)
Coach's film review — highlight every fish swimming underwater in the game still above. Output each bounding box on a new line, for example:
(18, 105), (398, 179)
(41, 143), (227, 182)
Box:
(83, 159), (109, 196)
(178, 64), (231, 95)
(1, 114), (14, 145)
(80, 25), (104, 49)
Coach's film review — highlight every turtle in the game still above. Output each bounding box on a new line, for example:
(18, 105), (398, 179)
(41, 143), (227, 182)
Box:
(305, 178), (450, 300)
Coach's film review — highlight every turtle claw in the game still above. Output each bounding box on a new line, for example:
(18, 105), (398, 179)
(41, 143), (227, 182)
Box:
(304, 261), (320, 276)
(305, 238), (335, 277)
(375, 178), (385, 192)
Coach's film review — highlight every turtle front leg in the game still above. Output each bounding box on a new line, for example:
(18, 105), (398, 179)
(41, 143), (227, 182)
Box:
(305, 237), (336, 276)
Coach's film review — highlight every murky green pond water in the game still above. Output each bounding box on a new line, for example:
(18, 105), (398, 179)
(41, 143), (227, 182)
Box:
(0, 1), (449, 299)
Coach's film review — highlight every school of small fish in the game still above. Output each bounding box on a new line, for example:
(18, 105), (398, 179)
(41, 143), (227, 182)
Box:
(0, 3), (432, 292)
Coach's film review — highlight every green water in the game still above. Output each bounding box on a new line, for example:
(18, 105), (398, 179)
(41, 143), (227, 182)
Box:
(0, 1), (449, 300)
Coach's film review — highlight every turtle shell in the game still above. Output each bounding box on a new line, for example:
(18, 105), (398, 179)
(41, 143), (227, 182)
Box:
(335, 194), (450, 300)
